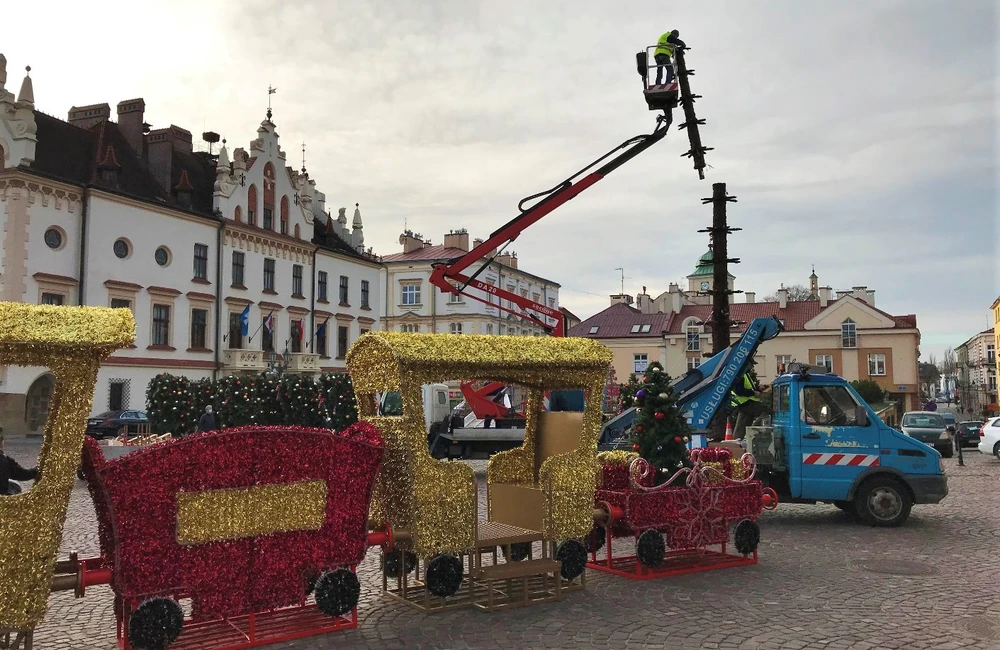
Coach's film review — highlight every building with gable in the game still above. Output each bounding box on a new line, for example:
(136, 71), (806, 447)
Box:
(955, 328), (996, 417)
(569, 251), (921, 411)
(0, 53), (382, 434)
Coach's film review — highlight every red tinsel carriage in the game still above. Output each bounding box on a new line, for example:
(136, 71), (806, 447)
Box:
(587, 447), (778, 579)
(78, 423), (393, 650)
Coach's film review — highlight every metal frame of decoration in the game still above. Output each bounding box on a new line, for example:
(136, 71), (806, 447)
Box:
(587, 452), (777, 580)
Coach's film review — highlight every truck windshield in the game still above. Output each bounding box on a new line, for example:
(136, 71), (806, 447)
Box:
(380, 392), (403, 416)
(901, 413), (945, 428)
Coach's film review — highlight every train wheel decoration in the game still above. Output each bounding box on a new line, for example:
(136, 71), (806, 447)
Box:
(314, 569), (362, 617)
(382, 550), (418, 578)
(555, 540), (587, 581)
(127, 597), (183, 650)
(636, 529), (666, 568)
(425, 554), (464, 597)
(733, 520), (761, 555)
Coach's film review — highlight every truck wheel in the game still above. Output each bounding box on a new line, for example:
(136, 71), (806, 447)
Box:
(128, 597), (183, 650)
(314, 568), (361, 617)
(853, 476), (912, 527)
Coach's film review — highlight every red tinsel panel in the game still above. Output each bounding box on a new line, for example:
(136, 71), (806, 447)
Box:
(85, 423), (384, 618)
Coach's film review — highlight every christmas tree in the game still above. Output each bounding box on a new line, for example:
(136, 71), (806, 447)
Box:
(190, 378), (216, 415)
(254, 374), (283, 425)
(214, 375), (255, 429)
(617, 373), (644, 413)
(629, 361), (692, 485)
(319, 373), (359, 430)
(146, 373), (196, 435)
(278, 375), (326, 427)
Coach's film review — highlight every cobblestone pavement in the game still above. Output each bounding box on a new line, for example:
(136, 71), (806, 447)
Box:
(7, 437), (999, 650)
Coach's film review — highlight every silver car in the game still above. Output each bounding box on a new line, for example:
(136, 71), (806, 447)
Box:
(900, 411), (953, 458)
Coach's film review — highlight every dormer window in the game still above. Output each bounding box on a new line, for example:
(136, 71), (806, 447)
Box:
(100, 168), (119, 187)
(589, 326), (599, 334)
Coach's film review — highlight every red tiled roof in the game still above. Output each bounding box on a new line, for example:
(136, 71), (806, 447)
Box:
(567, 302), (674, 338)
(382, 245), (465, 262)
(559, 306), (581, 322)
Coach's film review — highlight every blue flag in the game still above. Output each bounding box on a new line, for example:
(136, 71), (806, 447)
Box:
(240, 303), (251, 336)
(316, 317), (329, 338)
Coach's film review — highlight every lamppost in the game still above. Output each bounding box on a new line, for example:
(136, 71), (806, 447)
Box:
(266, 347), (289, 379)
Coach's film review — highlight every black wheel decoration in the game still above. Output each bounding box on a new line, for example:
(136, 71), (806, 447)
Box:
(382, 549), (418, 578)
(504, 542), (531, 562)
(636, 529), (666, 568)
(585, 525), (606, 554)
(127, 597), (184, 650)
(314, 568), (361, 617)
(555, 539), (587, 581)
(733, 520), (760, 555)
(425, 554), (464, 597)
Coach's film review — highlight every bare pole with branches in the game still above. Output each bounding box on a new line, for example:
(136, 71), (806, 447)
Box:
(698, 183), (741, 355)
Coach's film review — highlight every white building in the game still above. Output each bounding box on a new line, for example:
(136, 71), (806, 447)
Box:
(381, 229), (560, 336)
(0, 54), (382, 435)
(956, 328), (997, 414)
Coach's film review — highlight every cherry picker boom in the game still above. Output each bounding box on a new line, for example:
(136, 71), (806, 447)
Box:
(429, 43), (710, 337)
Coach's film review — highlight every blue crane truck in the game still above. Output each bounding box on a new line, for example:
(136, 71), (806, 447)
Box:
(601, 316), (948, 527)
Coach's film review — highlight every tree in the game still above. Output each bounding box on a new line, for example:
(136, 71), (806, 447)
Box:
(617, 373), (643, 413)
(938, 348), (957, 377)
(851, 380), (886, 406)
(146, 373), (196, 435)
(278, 375), (326, 427)
(319, 373), (359, 430)
(629, 362), (691, 485)
(761, 284), (815, 302)
(190, 378), (216, 415)
(214, 374), (256, 429)
(918, 362), (941, 396)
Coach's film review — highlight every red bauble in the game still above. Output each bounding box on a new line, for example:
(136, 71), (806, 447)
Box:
(674, 436), (683, 443)
(635, 425), (644, 433)
(654, 411), (665, 420)
(633, 443), (641, 451)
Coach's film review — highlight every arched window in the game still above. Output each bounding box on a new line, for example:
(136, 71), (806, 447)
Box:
(841, 318), (857, 349)
(280, 195), (289, 235)
(293, 223), (301, 239)
(685, 319), (701, 352)
(234, 205), (242, 223)
(262, 163), (276, 230)
(247, 184), (258, 226)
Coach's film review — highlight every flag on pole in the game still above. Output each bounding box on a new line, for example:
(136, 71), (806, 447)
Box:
(263, 311), (274, 334)
(316, 317), (329, 339)
(239, 304), (251, 336)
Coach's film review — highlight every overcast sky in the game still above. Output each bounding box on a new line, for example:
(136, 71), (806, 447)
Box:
(5, 0), (997, 360)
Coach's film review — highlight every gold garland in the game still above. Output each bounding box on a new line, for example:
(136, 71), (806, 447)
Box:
(347, 332), (611, 555)
(596, 450), (639, 466)
(0, 303), (134, 630)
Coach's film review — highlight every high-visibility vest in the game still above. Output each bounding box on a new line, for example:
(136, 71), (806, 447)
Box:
(732, 375), (760, 406)
(655, 32), (675, 57)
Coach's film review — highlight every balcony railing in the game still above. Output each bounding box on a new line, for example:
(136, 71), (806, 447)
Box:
(223, 349), (265, 371)
(286, 352), (320, 373)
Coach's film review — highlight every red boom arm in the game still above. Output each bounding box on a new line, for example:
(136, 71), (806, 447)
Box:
(428, 115), (672, 336)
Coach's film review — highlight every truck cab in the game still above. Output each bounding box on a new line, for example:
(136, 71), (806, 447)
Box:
(746, 363), (948, 527)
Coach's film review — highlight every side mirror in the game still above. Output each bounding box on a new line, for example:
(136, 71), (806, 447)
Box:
(855, 405), (869, 427)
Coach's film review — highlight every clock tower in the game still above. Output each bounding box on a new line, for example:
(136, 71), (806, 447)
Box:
(686, 247), (736, 305)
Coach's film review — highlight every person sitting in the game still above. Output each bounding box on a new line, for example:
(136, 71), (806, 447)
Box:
(0, 430), (39, 495)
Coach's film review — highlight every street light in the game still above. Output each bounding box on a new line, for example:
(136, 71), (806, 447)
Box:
(266, 347), (289, 378)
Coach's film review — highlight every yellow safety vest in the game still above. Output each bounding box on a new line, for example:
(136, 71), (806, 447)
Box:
(655, 32), (675, 57)
(732, 375), (760, 406)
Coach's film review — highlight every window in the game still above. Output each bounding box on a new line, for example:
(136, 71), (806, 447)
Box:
(41, 293), (64, 305)
(641, 324), (651, 333)
(401, 323), (418, 333)
(988, 344), (996, 365)
(631, 325), (641, 333)
(449, 290), (463, 303)
(686, 323), (700, 351)
(108, 380), (128, 411)
(361, 280), (370, 308)
(450, 323), (463, 334)
(193, 243), (208, 280)
(868, 353), (886, 376)
(292, 264), (303, 297)
(487, 323), (494, 335)
(44, 227), (64, 250)
(263, 258), (275, 291)
(291, 320), (303, 353)
(262, 316), (274, 353)
(801, 385), (865, 426)
(190, 309), (207, 349)
(263, 207), (273, 230)
(989, 373), (997, 392)
(634, 353), (648, 373)
(589, 326), (599, 334)
(815, 354), (833, 373)
(155, 246), (170, 267)
(337, 326), (349, 359)
(152, 305), (170, 346)
(247, 184), (258, 225)
(775, 384), (790, 412)
(549, 298), (556, 308)
(113, 238), (130, 259)
(111, 298), (131, 310)
(280, 196), (289, 235)
(776, 354), (792, 374)
(339, 276), (349, 304)
(841, 318), (857, 348)
(318, 272), (328, 301)
(401, 283), (421, 306)
(316, 324), (327, 357)
(687, 356), (702, 371)
(532, 292), (541, 304)
(232, 251), (245, 287)
(228, 312), (243, 349)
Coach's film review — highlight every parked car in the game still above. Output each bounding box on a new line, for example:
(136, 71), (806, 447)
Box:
(85, 410), (149, 439)
(900, 411), (953, 458)
(941, 412), (957, 431)
(955, 421), (984, 448)
(977, 417), (1000, 459)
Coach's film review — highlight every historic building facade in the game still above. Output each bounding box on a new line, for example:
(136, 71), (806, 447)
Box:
(0, 54), (382, 434)
(955, 328), (997, 417)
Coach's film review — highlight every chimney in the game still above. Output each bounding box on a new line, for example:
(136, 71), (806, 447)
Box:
(497, 252), (513, 267)
(68, 103), (111, 129)
(851, 286), (872, 305)
(509, 252), (518, 269)
(116, 98), (145, 154)
(818, 286), (832, 307)
(610, 294), (634, 307)
(836, 290), (851, 300)
(636, 286), (652, 314)
(422, 239), (432, 248)
(400, 230), (424, 253)
(776, 286), (788, 309)
(145, 125), (194, 193)
(443, 230), (470, 252)
(745, 291), (755, 304)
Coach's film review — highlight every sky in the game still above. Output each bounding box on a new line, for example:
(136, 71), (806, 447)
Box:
(3, 0), (997, 360)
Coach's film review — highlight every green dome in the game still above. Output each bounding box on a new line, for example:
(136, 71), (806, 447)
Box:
(688, 249), (736, 278)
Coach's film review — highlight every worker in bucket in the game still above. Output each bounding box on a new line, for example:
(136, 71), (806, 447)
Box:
(654, 29), (686, 86)
(730, 365), (768, 440)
